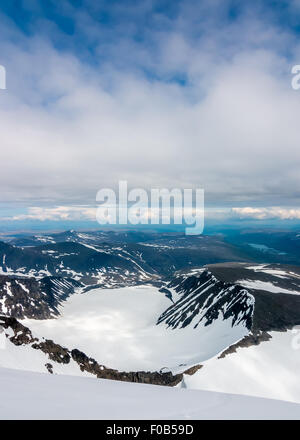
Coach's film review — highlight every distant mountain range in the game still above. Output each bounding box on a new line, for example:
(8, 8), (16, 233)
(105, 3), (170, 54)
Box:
(0, 229), (254, 318)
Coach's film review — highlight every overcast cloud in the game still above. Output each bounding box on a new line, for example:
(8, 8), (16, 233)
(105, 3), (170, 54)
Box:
(0, 0), (300, 223)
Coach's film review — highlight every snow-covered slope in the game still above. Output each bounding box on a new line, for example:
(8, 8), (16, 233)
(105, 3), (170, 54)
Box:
(1, 367), (300, 420)
(0, 324), (94, 378)
(182, 329), (300, 404)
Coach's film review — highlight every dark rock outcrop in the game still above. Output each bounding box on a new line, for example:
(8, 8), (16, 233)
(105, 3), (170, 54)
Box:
(218, 331), (272, 359)
(71, 347), (182, 386)
(32, 340), (71, 364)
(0, 316), (37, 345)
(45, 363), (53, 374)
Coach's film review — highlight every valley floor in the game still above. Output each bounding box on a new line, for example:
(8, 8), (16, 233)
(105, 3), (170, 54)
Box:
(23, 285), (248, 373)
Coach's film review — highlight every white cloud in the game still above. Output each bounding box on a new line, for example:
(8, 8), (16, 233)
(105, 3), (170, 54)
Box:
(232, 207), (300, 220)
(2, 204), (205, 226)
(0, 1), (300, 210)
(6, 206), (97, 222)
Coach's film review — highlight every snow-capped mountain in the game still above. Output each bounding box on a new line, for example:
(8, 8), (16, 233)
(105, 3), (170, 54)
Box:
(1, 230), (300, 412)
(0, 231), (257, 318)
(3, 229), (298, 320)
(206, 262), (300, 333)
(2, 261), (300, 379)
(0, 240), (154, 285)
(157, 268), (254, 330)
(0, 275), (82, 319)
(159, 262), (300, 336)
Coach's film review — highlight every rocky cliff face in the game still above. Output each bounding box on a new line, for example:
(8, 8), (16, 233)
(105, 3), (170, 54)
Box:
(0, 275), (82, 319)
(206, 262), (300, 333)
(158, 263), (300, 335)
(157, 269), (254, 330)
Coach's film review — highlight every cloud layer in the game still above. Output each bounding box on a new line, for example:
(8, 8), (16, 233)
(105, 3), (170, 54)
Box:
(5, 206), (97, 222)
(232, 207), (300, 220)
(0, 0), (300, 215)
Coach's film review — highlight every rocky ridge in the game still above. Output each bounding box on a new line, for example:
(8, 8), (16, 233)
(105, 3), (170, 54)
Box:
(0, 316), (186, 386)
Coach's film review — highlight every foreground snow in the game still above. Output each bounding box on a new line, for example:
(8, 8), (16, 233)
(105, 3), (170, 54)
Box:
(184, 330), (300, 403)
(0, 367), (300, 420)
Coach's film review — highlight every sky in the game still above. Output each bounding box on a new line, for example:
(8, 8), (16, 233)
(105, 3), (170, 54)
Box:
(1, 0), (300, 230)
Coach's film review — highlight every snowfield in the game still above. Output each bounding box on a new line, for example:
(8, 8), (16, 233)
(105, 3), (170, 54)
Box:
(183, 330), (300, 404)
(23, 285), (249, 373)
(237, 279), (300, 295)
(1, 367), (300, 420)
